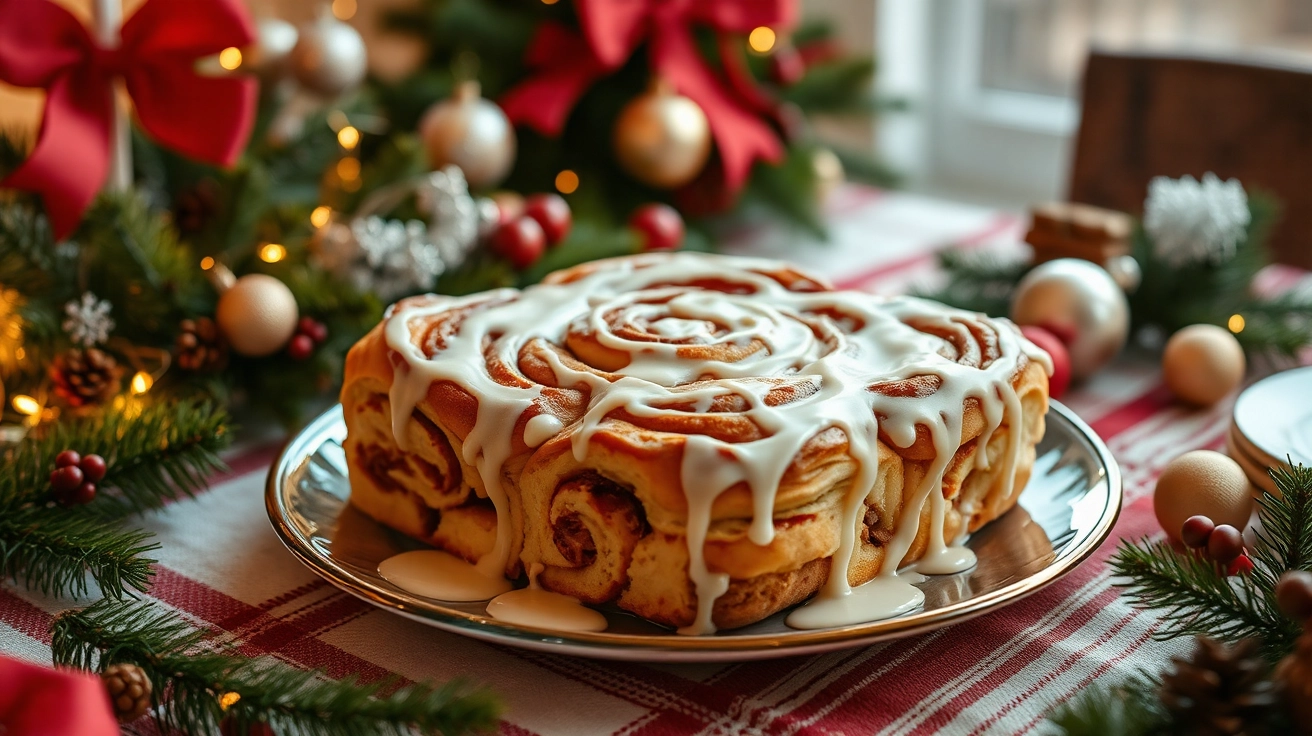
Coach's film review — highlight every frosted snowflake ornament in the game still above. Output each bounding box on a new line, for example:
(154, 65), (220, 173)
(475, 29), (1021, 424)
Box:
(1143, 173), (1250, 267)
(62, 292), (115, 347)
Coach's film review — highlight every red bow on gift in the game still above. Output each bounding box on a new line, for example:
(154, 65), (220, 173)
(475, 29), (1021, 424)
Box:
(500, 0), (796, 193)
(0, 0), (257, 239)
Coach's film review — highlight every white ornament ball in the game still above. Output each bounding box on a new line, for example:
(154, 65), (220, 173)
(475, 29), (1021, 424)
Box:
(612, 82), (712, 189)
(290, 14), (367, 98)
(1010, 258), (1130, 381)
(249, 17), (299, 80)
(419, 81), (516, 190)
(215, 274), (299, 357)
(1162, 324), (1246, 406)
(1153, 450), (1253, 541)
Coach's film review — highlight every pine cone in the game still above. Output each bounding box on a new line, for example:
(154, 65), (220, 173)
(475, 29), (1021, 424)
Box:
(1276, 631), (1312, 733)
(50, 347), (123, 407)
(172, 178), (221, 235)
(102, 662), (152, 723)
(175, 317), (228, 372)
(1159, 637), (1278, 735)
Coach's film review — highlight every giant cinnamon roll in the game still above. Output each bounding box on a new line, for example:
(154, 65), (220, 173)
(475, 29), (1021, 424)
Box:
(342, 253), (1051, 633)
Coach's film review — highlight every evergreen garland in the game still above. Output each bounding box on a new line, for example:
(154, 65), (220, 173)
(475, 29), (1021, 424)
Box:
(1047, 464), (1312, 733)
(53, 599), (500, 736)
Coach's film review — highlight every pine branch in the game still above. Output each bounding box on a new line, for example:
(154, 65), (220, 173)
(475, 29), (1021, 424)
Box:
(1046, 674), (1166, 736)
(1, 399), (231, 517)
(0, 505), (158, 599)
(53, 599), (502, 736)
(1109, 539), (1296, 661)
(915, 249), (1027, 316)
(1252, 463), (1312, 587)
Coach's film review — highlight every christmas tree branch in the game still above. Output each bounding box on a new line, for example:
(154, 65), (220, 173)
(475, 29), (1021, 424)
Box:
(0, 505), (157, 599)
(1, 399), (231, 516)
(1252, 463), (1312, 584)
(53, 599), (502, 736)
(1045, 673), (1166, 736)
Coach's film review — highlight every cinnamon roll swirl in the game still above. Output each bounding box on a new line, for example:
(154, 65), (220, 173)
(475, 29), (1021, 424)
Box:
(342, 253), (1051, 632)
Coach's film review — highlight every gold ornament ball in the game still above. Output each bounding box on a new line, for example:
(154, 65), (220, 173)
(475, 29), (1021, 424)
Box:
(1009, 258), (1129, 381)
(419, 81), (516, 190)
(290, 13), (367, 97)
(1153, 449), (1253, 541)
(613, 81), (712, 189)
(215, 274), (299, 357)
(812, 148), (845, 205)
(1162, 324), (1246, 406)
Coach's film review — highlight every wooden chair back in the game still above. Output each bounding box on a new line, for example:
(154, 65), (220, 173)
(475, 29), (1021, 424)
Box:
(1069, 50), (1312, 269)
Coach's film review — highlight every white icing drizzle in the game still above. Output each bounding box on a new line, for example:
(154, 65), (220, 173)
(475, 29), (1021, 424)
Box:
(380, 253), (1050, 634)
(485, 563), (608, 632)
(378, 550), (512, 601)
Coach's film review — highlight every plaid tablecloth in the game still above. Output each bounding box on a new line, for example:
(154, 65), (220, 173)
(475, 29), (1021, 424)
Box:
(4, 185), (1299, 735)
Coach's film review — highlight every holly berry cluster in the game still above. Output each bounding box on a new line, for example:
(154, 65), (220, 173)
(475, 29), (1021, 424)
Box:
(489, 194), (686, 271)
(492, 193), (573, 270)
(1180, 515), (1254, 576)
(287, 316), (329, 361)
(48, 450), (107, 506)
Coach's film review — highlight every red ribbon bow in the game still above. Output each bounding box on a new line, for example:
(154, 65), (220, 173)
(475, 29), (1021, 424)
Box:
(500, 0), (796, 194)
(0, 0), (257, 239)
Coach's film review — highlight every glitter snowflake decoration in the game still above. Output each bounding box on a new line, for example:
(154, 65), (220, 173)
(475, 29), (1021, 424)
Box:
(316, 217), (446, 302)
(1143, 172), (1250, 267)
(62, 292), (114, 347)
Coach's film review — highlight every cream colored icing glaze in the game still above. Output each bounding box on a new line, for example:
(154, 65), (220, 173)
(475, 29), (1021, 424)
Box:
(485, 563), (608, 632)
(378, 550), (512, 601)
(380, 253), (1051, 634)
(524, 414), (564, 448)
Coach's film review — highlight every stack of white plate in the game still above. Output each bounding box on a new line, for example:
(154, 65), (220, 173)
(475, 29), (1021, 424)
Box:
(1226, 366), (1312, 495)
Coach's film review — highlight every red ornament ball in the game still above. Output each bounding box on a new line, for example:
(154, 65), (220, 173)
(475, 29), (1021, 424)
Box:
(1180, 515), (1215, 549)
(1019, 325), (1071, 400)
(523, 193), (572, 245)
(80, 454), (107, 483)
(287, 334), (315, 361)
(55, 450), (81, 468)
(1206, 524), (1244, 565)
(629, 203), (685, 252)
(492, 216), (547, 270)
(50, 465), (84, 493)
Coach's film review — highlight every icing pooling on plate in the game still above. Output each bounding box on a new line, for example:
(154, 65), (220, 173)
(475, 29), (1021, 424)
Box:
(486, 563), (608, 632)
(381, 253), (1050, 634)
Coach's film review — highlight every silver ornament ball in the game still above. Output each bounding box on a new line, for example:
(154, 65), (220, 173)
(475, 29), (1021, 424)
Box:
(1010, 258), (1129, 381)
(249, 17), (298, 80)
(419, 81), (516, 190)
(290, 14), (367, 98)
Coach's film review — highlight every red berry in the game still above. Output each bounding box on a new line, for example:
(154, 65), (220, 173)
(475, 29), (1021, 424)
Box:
(50, 465), (84, 493)
(70, 482), (97, 506)
(523, 193), (572, 245)
(1277, 571), (1312, 620)
(769, 46), (806, 86)
(287, 334), (315, 361)
(629, 203), (685, 252)
(1019, 326), (1071, 399)
(1180, 515), (1215, 549)
(1226, 554), (1254, 576)
(55, 450), (81, 468)
(1207, 525), (1244, 564)
(492, 216), (547, 270)
(301, 318), (328, 344)
(79, 454), (107, 483)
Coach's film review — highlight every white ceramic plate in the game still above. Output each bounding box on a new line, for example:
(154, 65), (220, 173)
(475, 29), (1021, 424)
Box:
(266, 402), (1121, 662)
(1233, 366), (1312, 470)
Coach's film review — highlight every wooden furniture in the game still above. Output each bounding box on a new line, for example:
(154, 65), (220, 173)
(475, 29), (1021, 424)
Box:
(1069, 50), (1312, 269)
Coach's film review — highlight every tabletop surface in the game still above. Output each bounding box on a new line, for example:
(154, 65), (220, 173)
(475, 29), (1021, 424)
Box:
(4, 185), (1299, 735)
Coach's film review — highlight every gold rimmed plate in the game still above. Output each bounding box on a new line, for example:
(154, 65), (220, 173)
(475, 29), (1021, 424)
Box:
(266, 402), (1121, 662)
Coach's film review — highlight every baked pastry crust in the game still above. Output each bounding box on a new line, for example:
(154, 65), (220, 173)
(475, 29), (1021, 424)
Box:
(341, 253), (1050, 631)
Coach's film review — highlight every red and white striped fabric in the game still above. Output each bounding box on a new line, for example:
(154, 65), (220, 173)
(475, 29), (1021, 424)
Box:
(2, 186), (1301, 735)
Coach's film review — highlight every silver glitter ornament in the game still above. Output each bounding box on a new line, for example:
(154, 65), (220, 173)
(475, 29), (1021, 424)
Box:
(313, 167), (490, 301)
(1010, 258), (1129, 381)
(290, 12), (367, 98)
(418, 81), (516, 190)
